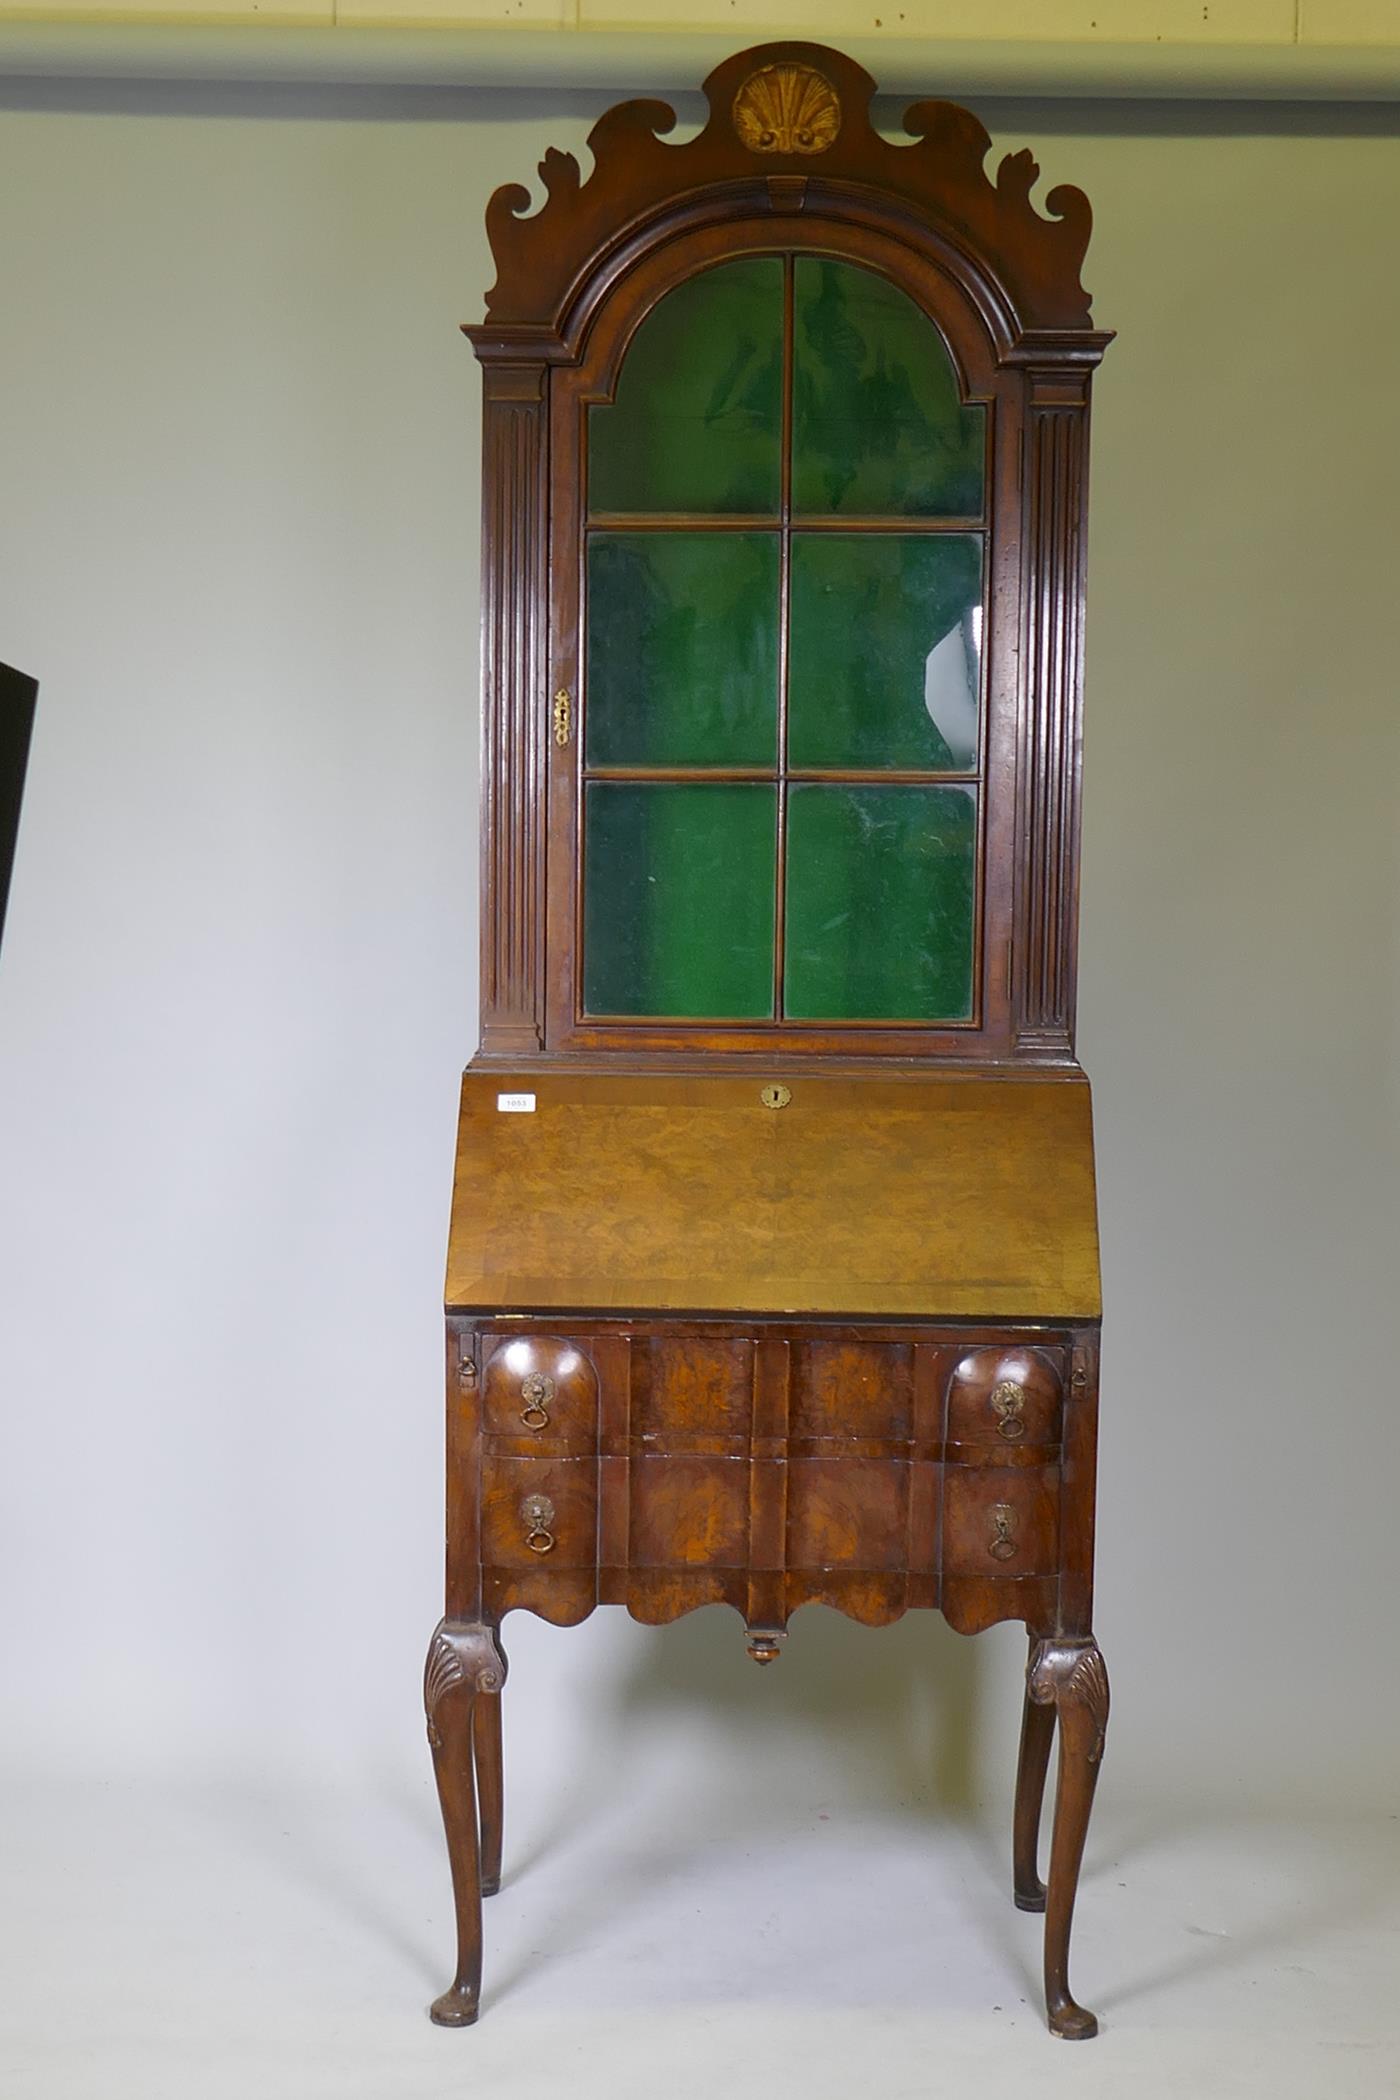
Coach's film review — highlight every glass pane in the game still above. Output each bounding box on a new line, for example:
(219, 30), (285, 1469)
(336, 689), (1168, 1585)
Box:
(584, 783), (776, 1018)
(792, 259), (985, 518)
(589, 258), (783, 516)
(783, 785), (976, 1021)
(788, 534), (983, 771)
(586, 532), (779, 768)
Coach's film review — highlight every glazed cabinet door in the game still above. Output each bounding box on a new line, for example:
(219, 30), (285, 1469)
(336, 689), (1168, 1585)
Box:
(542, 225), (1029, 1063)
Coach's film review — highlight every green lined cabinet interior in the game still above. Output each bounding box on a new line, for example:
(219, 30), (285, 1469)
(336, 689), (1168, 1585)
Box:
(582, 255), (986, 1026)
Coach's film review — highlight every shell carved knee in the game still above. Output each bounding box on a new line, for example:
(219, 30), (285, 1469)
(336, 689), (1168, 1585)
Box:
(424, 1621), (506, 1750)
(1027, 1639), (1109, 1765)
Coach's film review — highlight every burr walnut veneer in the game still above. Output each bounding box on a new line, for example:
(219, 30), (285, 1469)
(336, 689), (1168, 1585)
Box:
(428, 41), (1113, 2042)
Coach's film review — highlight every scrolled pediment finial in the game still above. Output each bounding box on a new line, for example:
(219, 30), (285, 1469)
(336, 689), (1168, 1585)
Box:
(472, 39), (1097, 339)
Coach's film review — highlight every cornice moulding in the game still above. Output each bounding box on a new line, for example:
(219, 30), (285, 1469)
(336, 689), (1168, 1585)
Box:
(4, 25), (1400, 101)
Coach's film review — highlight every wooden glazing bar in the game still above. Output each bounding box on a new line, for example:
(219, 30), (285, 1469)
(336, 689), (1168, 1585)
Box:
(773, 253), (795, 1023)
(584, 514), (986, 534)
(585, 513), (783, 532)
(583, 767), (980, 785)
(573, 1010), (983, 1030)
(790, 515), (986, 533)
(584, 766), (776, 782)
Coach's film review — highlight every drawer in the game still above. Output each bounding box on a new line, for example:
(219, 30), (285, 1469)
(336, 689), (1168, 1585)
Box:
(631, 1336), (753, 1438)
(942, 1465), (1059, 1577)
(786, 1456), (912, 1571)
(480, 1334), (598, 1442)
(945, 1346), (1063, 1451)
(480, 1455), (597, 1569)
(789, 1341), (914, 1440)
(629, 1453), (750, 1567)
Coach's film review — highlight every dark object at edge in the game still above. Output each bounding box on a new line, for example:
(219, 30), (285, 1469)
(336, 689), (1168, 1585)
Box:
(0, 661), (37, 959)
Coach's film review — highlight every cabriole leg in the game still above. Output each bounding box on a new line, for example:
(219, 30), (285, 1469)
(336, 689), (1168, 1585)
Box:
(474, 1634), (507, 1897)
(1013, 1630), (1055, 1912)
(1027, 1637), (1110, 2040)
(424, 1617), (508, 2027)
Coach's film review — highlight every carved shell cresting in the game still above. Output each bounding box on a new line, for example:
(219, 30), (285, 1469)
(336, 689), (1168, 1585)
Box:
(733, 65), (840, 157)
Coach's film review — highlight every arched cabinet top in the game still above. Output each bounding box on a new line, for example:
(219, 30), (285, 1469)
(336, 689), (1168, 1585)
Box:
(561, 221), (1006, 438)
(466, 41), (1104, 361)
(466, 39), (1112, 1067)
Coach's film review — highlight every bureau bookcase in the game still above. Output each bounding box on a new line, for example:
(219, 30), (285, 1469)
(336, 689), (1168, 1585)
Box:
(426, 41), (1113, 2040)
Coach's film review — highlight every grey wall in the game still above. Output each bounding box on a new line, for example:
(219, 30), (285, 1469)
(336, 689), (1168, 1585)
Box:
(0, 83), (1396, 1817)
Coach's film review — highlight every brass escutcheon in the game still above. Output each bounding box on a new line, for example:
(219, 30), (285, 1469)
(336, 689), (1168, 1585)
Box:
(760, 1084), (791, 1109)
(553, 688), (571, 746)
(519, 1370), (555, 1432)
(990, 1379), (1026, 1441)
(989, 1502), (1018, 1561)
(521, 1492), (556, 1555)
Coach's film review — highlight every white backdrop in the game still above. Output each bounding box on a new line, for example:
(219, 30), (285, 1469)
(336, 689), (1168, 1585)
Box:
(1, 83), (1398, 1846)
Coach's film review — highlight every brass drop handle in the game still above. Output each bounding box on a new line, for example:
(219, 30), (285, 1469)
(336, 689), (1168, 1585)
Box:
(989, 1502), (1018, 1561)
(519, 1371), (555, 1432)
(990, 1379), (1026, 1441)
(521, 1492), (556, 1555)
